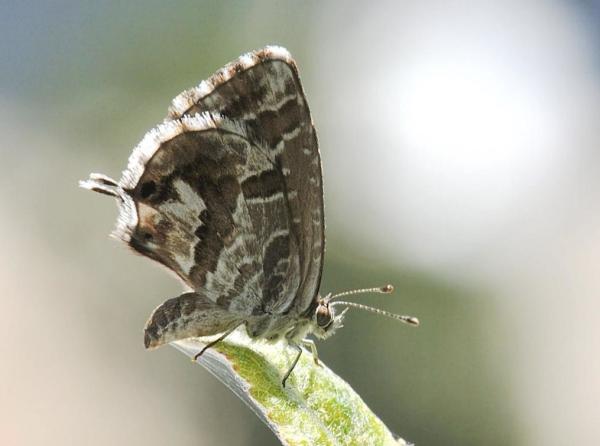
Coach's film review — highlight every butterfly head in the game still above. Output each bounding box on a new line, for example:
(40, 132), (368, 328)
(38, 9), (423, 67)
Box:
(310, 285), (419, 340)
(311, 294), (348, 339)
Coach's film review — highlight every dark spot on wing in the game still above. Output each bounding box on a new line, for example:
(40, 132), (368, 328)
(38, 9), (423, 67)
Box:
(241, 169), (282, 199)
(140, 181), (156, 199)
(262, 233), (290, 308)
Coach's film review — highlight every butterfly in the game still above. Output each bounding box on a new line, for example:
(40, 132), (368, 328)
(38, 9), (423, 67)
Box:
(80, 46), (418, 386)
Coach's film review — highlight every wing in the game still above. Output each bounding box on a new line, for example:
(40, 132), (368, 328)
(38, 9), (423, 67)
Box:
(166, 46), (324, 315)
(87, 113), (302, 316)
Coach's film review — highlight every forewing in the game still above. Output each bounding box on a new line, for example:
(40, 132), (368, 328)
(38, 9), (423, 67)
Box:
(113, 113), (300, 315)
(167, 46), (324, 314)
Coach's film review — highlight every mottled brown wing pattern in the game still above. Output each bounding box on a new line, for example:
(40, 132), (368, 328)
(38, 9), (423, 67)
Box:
(167, 46), (324, 315)
(81, 47), (324, 351)
(114, 113), (301, 316)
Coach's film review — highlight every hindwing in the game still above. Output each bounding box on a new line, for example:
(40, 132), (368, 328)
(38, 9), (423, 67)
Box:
(112, 113), (301, 315)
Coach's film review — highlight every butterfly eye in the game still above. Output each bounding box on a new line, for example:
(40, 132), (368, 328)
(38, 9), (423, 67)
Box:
(316, 304), (332, 328)
(133, 227), (154, 243)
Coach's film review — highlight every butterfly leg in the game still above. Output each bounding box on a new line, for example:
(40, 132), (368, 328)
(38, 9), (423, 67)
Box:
(193, 323), (242, 362)
(302, 339), (320, 365)
(281, 344), (303, 388)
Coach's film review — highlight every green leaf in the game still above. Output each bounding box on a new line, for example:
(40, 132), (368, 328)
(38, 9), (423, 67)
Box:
(172, 331), (409, 446)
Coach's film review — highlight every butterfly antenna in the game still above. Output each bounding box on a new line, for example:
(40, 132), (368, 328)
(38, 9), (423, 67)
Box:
(329, 284), (395, 301)
(329, 300), (420, 326)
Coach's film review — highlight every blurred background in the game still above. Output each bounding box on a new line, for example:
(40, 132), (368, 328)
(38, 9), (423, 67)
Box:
(1, 1), (599, 445)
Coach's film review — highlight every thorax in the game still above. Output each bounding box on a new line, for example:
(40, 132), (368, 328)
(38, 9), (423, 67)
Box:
(245, 312), (315, 344)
